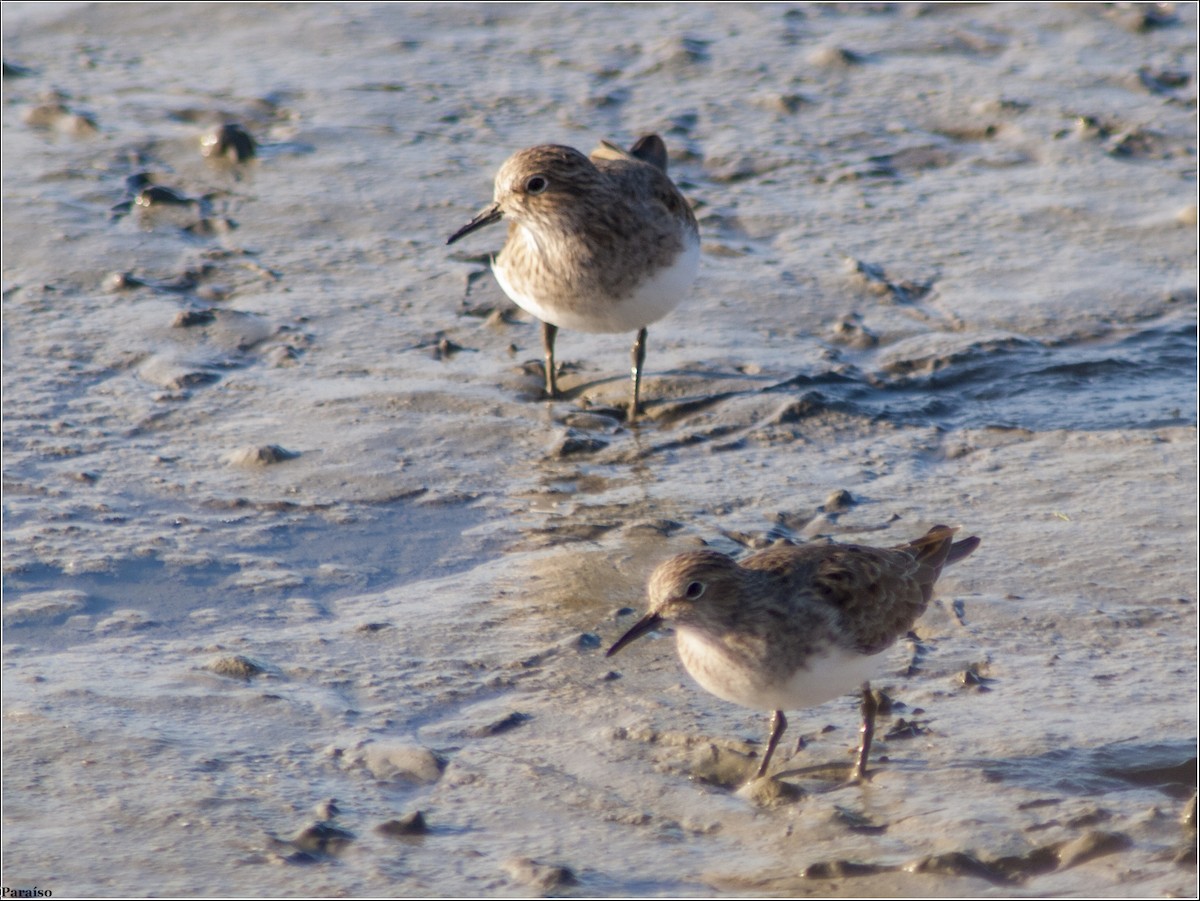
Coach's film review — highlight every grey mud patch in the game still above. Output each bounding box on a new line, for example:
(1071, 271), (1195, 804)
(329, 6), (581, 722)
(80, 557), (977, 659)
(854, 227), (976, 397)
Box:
(3, 499), (492, 652)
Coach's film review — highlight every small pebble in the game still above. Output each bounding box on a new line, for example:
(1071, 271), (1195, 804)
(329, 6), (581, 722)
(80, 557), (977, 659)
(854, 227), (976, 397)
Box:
(201, 122), (257, 161)
(376, 811), (428, 837)
(502, 857), (578, 891)
(206, 655), (266, 679)
(224, 445), (300, 467)
(291, 822), (354, 856)
(823, 489), (855, 511)
(136, 185), (193, 207)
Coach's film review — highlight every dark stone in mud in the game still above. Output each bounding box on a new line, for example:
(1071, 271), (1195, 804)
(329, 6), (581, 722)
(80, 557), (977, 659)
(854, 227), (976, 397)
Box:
(432, 336), (465, 359)
(225, 445), (300, 467)
(1138, 66), (1192, 94)
(136, 185), (195, 207)
(1069, 114), (1119, 141)
(958, 662), (994, 689)
(207, 655), (266, 679)
(355, 621), (394, 634)
(1105, 3), (1178, 31)
(376, 811), (427, 837)
(883, 718), (929, 740)
(763, 92), (812, 115)
(549, 431), (608, 458)
(173, 309), (217, 328)
(576, 632), (601, 650)
(468, 711), (531, 737)
(291, 822), (354, 856)
(125, 172), (154, 192)
(869, 688), (900, 716)
(822, 489), (855, 512)
(104, 271), (144, 291)
(201, 123), (257, 162)
(802, 859), (889, 879)
(312, 799), (339, 819)
(3, 59), (34, 78)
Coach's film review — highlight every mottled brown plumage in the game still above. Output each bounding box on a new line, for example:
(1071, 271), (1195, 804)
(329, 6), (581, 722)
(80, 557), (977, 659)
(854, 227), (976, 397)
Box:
(447, 135), (699, 418)
(608, 525), (980, 781)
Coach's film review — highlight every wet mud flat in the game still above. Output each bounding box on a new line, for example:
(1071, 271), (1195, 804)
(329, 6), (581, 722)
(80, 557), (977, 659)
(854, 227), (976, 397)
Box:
(2, 2), (1197, 897)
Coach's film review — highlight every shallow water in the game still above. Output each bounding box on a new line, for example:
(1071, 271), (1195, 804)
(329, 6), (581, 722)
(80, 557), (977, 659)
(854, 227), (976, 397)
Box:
(865, 316), (1198, 431)
(3, 2), (1197, 897)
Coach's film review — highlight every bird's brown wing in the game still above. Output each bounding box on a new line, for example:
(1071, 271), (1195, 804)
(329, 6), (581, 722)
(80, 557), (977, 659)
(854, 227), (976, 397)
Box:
(591, 140), (694, 231)
(739, 527), (979, 656)
(807, 544), (931, 654)
(734, 544), (915, 653)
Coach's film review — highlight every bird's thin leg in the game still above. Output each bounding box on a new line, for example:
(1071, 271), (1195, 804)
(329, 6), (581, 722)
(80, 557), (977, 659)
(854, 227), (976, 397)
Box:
(853, 682), (877, 782)
(541, 322), (559, 398)
(755, 709), (787, 779)
(629, 327), (647, 420)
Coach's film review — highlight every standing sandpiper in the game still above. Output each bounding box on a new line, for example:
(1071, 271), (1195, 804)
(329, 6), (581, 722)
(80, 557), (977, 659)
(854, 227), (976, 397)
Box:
(608, 525), (981, 782)
(447, 135), (699, 419)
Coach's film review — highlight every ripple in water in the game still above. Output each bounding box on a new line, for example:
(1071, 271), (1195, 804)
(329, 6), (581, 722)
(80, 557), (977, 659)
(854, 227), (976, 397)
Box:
(850, 320), (1196, 432)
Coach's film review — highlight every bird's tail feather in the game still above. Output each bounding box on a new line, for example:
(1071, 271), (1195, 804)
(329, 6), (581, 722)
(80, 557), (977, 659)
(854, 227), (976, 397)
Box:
(905, 525), (980, 600)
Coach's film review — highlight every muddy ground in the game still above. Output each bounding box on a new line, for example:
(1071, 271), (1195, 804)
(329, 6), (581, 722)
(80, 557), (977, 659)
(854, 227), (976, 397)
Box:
(2, 3), (1197, 897)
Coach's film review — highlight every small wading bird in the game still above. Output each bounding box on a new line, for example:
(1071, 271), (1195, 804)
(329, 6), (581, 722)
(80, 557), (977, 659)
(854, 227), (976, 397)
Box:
(608, 525), (981, 781)
(448, 135), (699, 419)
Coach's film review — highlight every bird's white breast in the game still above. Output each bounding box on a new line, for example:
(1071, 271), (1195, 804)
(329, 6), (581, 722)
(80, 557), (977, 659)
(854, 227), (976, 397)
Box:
(494, 227), (699, 334)
(675, 627), (879, 713)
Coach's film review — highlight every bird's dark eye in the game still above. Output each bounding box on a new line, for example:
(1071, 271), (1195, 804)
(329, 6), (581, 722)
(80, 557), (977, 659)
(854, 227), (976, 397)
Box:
(525, 175), (548, 194)
(684, 581), (705, 600)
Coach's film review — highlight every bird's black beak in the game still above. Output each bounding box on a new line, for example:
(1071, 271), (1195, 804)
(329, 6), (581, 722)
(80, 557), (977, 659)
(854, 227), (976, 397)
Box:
(446, 202), (503, 245)
(606, 611), (664, 657)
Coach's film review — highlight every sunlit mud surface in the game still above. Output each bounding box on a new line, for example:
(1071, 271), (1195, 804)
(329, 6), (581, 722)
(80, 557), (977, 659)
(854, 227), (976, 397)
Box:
(3, 3), (1196, 897)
